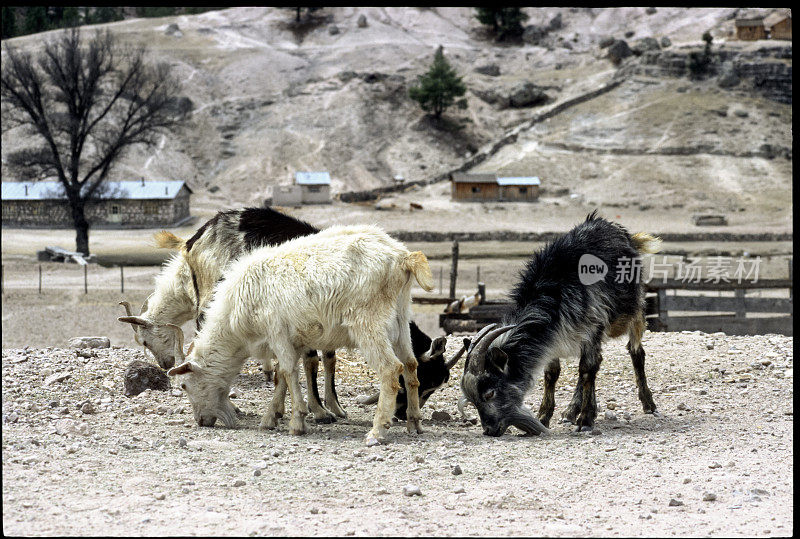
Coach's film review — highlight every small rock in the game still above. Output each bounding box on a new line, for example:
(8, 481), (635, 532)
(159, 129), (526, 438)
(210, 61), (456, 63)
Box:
(661, 37), (672, 48)
(604, 410), (617, 421)
(706, 342), (714, 350)
(668, 498), (684, 507)
(44, 372), (72, 386)
(124, 360), (170, 397)
(451, 465), (463, 476)
(376, 488), (390, 495)
(80, 402), (95, 415)
(171, 389), (183, 397)
(68, 336), (110, 349)
(430, 410), (451, 422)
(708, 462), (722, 469)
(154, 492), (166, 500)
(4, 412), (19, 424)
(677, 403), (688, 411)
(590, 428), (602, 435)
(254, 469), (261, 477)
(178, 437), (187, 448)
(403, 484), (422, 497)
(328, 25), (340, 35)
(703, 492), (717, 502)
(233, 480), (246, 487)
(606, 402), (617, 410)
(683, 477), (692, 484)
(623, 411), (632, 421)
(414, 455), (425, 463)
(357, 14), (367, 28)
(454, 486), (466, 494)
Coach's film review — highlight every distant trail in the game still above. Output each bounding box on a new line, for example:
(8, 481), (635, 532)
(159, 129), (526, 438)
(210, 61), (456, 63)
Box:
(143, 135), (167, 171)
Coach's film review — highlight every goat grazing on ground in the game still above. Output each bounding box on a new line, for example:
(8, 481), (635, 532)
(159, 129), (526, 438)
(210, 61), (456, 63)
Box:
(166, 224), (435, 446)
(460, 211), (661, 436)
(119, 207), (450, 422)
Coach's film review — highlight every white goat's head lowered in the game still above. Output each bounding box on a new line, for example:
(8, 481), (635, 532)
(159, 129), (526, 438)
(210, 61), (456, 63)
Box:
(118, 299), (180, 370)
(165, 324), (237, 429)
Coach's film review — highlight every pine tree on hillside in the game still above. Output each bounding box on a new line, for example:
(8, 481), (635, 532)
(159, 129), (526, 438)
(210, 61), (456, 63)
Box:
(474, 7), (528, 40)
(408, 45), (467, 119)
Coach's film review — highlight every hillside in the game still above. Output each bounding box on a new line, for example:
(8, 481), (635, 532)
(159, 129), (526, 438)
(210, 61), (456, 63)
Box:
(1, 7), (792, 231)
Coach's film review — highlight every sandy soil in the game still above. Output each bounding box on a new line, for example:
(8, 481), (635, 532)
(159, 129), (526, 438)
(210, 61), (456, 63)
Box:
(1, 331), (793, 536)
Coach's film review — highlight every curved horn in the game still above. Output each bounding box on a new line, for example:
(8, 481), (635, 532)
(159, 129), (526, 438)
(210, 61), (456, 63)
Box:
(458, 396), (475, 421)
(165, 323), (185, 364)
(467, 324), (516, 374)
(140, 294), (152, 315)
(119, 301), (133, 316)
(445, 344), (467, 370)
(466, 323), (498, 354)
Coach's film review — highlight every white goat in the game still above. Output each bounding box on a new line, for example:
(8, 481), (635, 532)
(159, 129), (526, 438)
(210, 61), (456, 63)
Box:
(167, 224), (434, 445)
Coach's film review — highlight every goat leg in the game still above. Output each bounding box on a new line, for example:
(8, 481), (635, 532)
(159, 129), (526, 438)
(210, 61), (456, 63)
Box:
(303, 351), (337, 424)
(322, 351), (347, 418)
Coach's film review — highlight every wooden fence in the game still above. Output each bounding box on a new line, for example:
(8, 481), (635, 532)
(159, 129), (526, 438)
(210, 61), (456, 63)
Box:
(440, 278), (793, 336)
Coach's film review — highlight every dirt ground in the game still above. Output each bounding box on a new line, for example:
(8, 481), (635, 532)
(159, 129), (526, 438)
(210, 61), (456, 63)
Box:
(1, 330), (793, 536)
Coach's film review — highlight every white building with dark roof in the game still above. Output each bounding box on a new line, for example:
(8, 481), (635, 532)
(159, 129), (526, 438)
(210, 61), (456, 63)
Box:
(1, 179), (192, 228)
(272, 171), (332, 206)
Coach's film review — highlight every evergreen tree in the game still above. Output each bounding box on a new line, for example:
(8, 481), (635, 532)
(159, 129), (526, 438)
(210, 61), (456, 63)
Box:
(2, 6), (17, 39)
(23, 6), (48, 35)
(474, 7), (528, 40)
(408, 46), (467, 119)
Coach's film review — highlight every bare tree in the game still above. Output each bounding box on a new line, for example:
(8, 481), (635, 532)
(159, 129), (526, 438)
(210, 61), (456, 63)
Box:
(1, 28), (185, 255)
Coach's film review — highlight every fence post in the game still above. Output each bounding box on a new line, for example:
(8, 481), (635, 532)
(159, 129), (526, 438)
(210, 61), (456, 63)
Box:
(734, 288), (746, 319)
(449, 240), (459, 300)
(438, 267), (443, 295)
(84, 264), (88, 294)
(39, 264), (42, 294)
(478, 282), (486, 304)
(120, 265), (124, 294)
(477, 265), (481, 285)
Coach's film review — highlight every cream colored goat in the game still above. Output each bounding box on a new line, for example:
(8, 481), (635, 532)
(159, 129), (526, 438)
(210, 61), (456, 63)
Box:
(167, 224), (434, 446)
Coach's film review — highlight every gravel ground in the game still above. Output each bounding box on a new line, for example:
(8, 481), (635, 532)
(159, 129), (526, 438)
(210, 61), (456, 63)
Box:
(1, 331), (793, 536)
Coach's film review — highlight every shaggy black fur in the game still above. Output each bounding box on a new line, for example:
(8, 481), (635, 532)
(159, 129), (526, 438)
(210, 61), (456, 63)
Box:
(462, 212), (654, 436)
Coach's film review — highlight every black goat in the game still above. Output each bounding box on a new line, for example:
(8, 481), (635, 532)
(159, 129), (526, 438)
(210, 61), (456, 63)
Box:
(460, 212), (661, 437)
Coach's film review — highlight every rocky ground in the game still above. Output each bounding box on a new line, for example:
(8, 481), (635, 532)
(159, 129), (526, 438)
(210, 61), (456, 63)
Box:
(2, 332), (793, 536)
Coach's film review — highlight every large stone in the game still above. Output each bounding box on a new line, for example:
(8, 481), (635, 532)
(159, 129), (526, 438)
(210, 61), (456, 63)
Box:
(522, 25), (548, 45)
(124, 360), (170, 397)
(548, 13), (562, 31)
(692, 214), (728, 226)
(598, 36), (616, 49)
(607, 39), (632, 64)
(632, 37), (660, 55)
(357, 14), (367, 28)
(507, 82), (548, 108)
(474, 64), (500, 77)
(661, 36), (672, 48)
(68, 336), (110, 349)
(165, 23), (182, 37)
(328, 25), (340, 35)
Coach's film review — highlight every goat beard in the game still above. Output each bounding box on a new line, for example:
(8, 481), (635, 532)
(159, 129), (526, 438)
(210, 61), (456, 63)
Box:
(509, 407), (549, 436)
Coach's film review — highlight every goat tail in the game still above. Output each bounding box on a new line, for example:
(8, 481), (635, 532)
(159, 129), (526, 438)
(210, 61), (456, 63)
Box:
(403, 251), (434, 292)
(632, 232), (662, 254)
(153, 230), (186, 251)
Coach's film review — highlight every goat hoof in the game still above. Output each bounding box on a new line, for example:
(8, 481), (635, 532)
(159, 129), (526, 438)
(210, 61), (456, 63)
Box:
(651, 410), (663, 418)
(259, 418), (277, 431)
(314, 414), (336, 424)
(289, 426), (307, 436)
(559, 416), (575, 425)
(407, 420), (424, 435)
(274, 411), (284, 419)
(365, 434), (384, 447)
(578, 425), (593, 432)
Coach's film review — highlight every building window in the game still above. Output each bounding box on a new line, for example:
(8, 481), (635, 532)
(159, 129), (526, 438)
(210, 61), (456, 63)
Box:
(111, 205), (120, 215)
(471, 186), (481, 193)
(307, 186), (321, 193)
(519, 187), (527, 194)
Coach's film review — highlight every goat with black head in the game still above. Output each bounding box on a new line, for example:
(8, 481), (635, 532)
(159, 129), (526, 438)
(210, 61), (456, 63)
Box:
(460, 211), (661, 437)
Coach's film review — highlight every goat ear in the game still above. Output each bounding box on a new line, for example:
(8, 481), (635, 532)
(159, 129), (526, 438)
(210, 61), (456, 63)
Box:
(167, 361), (200, 376)
(118, 316), (153, 328)
(487, 347), (508, 373)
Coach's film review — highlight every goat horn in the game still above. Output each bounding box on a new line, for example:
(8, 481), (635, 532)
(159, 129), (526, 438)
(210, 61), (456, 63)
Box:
(140, 294), (152, 315)
(457, 396), (474, 421)
(466, 323), (498, 354)
(467, 324), (516, 374)
(445, 344), (467, 370)
(119, 301), (133, 316)
(165, 323), (185, 364)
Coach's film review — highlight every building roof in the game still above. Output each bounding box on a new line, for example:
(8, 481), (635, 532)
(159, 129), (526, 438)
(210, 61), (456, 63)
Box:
(450, 173), (498, 184)
(1, 180), (191, 201)
(497, 176), (541, 186)
(295, 172), (331, 185)
(764, 11), (791, 27)
(735, 17), (765, 27)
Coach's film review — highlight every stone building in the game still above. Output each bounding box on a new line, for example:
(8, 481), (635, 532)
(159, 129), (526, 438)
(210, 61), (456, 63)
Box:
(272, 171), (332, 206)
(1, 180), (192, 229)
(450, 173), (540, 202)
(735, 18), (767, 40)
